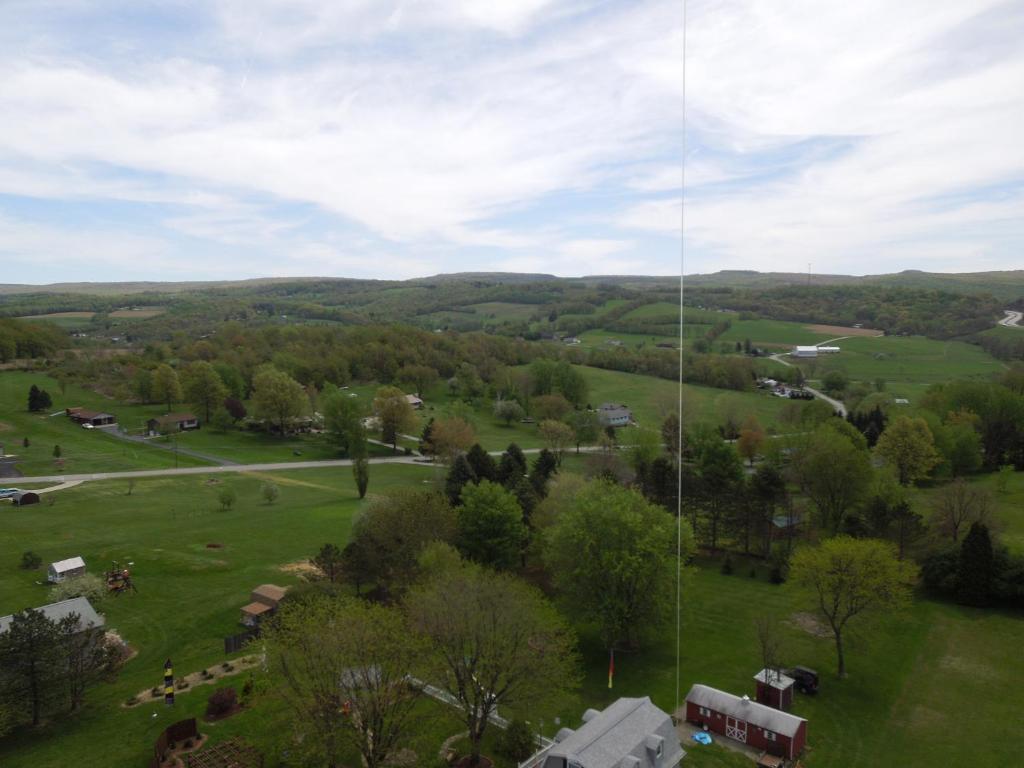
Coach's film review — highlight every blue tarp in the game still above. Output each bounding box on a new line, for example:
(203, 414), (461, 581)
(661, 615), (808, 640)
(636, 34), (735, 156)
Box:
(692, 732), (712, 745)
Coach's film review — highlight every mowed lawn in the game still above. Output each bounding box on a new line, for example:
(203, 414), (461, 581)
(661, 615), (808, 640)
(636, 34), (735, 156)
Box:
(811, 335), (1006, 386)
(572, 565), (1022, 768)
(0, 372), (210, 476)
(717, 318), (835, 347)
(0, 464), (434, 768)
(578, 365), (810, 433)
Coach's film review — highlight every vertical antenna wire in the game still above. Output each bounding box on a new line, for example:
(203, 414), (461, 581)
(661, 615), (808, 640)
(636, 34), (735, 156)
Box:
(675, 0), (688, 718)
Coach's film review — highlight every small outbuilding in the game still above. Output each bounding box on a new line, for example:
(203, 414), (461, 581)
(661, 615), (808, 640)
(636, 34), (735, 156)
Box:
(754, 668), (796, 711)
(48, 556), (86, 584)
(404, 394), (424, 409)
(685, 684), (807, 760)
(11, 490), (40, 506)
(147, 413), (200, 435)
(521, 696), (685, 768)
(0, 596), (103, 635)
(240, 584), (288, 627)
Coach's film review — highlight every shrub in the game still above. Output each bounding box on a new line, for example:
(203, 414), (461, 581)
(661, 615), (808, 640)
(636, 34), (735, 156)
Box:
(205, 687), (238, 718)
(20, 551), (41, 570)
(22, 437), (29, 448)
(720, 556), (734, 575)
(261, 481), (279, 505)
(126, 696), (139, 706)
(183, 739), (194, 749)
(497, 718), (535, 763)
(51, 573), (106, 603)
(218, 486), (237, 511)
(768, 547), (790, 584)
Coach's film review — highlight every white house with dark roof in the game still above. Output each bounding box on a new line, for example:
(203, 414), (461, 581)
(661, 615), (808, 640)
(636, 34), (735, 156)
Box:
(521, 697), (684, 768)
(0, 596), (104, 635)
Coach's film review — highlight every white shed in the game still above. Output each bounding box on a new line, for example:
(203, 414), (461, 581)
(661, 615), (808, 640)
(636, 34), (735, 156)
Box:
(48, 556), (86, 584)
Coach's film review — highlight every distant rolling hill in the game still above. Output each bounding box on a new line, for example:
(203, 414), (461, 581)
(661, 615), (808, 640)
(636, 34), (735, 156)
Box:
(0, 269), (1020, 300)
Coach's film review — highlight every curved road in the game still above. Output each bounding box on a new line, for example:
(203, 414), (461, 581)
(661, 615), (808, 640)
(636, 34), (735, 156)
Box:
(768, 352), (847, 417)
(999, 309), (1022, 328)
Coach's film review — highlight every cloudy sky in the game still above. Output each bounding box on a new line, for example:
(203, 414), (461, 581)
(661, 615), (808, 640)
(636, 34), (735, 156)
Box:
(1, 0), (1022, 283)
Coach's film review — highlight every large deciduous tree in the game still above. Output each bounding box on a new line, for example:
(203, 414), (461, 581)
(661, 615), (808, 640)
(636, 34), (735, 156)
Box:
(373, 386), (417, 451)
(322, 389), (367, 457)
(790, 536), (917, 677)
(252, 365), (307, 435)
(151, 363), (182, 411)
(875, 416), (940, 485)
(265, 598), (427, 768)
(407, 561), (580, 766)
(791, 424), (873, 533)
(544, 480), (693, 651)
(352, 489), (456, 595)
(930, 478), (993, 543)
(182, 361), (227, 423)
(456, 480), (527, 571)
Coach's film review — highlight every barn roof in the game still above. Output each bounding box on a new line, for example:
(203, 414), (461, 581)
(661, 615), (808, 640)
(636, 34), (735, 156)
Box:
(686, 684), (805, 737)
(50, 556), (86, 573)
(0, 597), (103, 634)
(546, 697), (684, 768)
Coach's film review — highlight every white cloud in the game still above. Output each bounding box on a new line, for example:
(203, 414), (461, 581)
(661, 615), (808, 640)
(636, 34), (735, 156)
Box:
(0, 0), (1020, 280)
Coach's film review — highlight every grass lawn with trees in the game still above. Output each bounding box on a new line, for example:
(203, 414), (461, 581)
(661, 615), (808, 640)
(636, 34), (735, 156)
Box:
(0, 371), (210, 476)
(574, 562), (1020, 768)
(0, 464), (434, 767)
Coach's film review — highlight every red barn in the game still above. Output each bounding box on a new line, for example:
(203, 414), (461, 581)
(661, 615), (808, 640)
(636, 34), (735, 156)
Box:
(685, 684), (807, 761)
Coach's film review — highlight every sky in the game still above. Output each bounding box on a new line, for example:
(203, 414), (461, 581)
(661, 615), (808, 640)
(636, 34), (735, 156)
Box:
(0, 0), (1022, 283)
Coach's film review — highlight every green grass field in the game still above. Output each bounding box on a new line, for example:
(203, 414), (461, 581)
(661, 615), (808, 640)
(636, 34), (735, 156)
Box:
(809, 335), (1007, 386)
(0, 465), (434, 768)
(717, 318), (834, 347)
(578, 365), (808, 433)
(574, 562), (1021, 768)
(577, 329), (681, 349)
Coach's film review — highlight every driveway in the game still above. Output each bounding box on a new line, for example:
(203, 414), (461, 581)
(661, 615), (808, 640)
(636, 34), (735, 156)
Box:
(999, 309), (1022, 328)
(767, 354), (847, 417)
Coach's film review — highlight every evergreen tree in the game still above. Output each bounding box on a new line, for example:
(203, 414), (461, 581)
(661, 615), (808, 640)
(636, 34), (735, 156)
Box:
(353, 457), (370, 499)
(26, 385), (51, 412)
(466, 443), (497, 482)
(445, 454), (477, 506)
(497, 443), (528, 486)
(0, 608), (60, 726)
(419, 417), (436, 456)
(529, 449), (558, 496)
(957, 522), (995, 606)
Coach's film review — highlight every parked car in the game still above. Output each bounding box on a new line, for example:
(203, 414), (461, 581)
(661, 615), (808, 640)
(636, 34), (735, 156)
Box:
(787, 666), (819, 694)
(82, 423), (95, 429)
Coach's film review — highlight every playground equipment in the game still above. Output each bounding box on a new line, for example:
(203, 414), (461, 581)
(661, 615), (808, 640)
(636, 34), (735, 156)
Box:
(106, 561), (137, 595)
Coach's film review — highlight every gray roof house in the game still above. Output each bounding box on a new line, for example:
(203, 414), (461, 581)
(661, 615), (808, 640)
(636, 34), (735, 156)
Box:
(597, 403), (632, 428)
(522, 697), (684, 768)
(0, 596), (104, 635)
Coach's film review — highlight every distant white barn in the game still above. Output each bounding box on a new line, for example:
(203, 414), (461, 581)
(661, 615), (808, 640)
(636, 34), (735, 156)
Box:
(791, 346), (818, 358)
(48, 556), (86, 584)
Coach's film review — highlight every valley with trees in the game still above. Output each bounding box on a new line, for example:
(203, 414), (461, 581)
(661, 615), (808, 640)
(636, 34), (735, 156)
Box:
(0, 271), (1021, 768)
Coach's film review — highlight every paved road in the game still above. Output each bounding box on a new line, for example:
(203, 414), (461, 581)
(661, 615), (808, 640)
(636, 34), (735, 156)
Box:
(999, 309), (1022, 328)
(14, 455), (430, 484)
(11, 444), (605, 485)
(768, 353), (847, 417)
(802, 385), (847, 417)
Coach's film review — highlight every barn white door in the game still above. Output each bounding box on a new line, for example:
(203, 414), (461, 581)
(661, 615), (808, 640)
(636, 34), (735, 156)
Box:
(725, 717), (747, 743)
